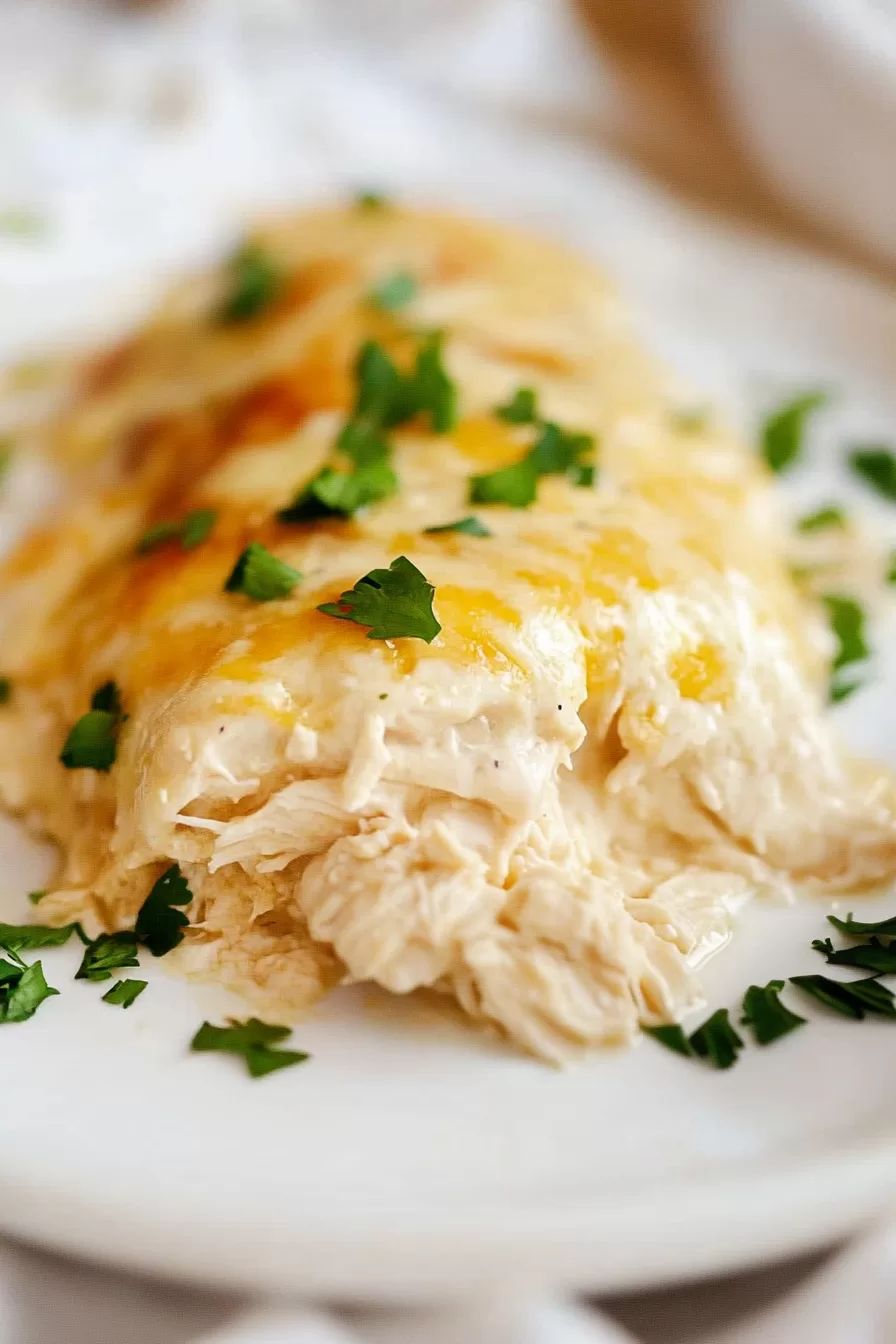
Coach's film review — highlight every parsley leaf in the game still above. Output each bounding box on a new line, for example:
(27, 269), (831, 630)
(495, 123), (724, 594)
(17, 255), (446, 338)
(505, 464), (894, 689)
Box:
(527, 422), (593, 476)
(0, 678), (10, 705)
(408, 332), (456, 433)
(797, 505), (846, 533)
(27, 890), (46, 906)
(790, 973), (896, 1020)
(60, 709), (119, 771)
(496, 387), (538, 424)
(354, 341), (404, 425)
(830, 674), (863, 704)
(75, 931), (140, 982)
(822, 594), (868, 672)
(689, 1008), (745, 1069)
(368, 270), (417, 312)
(469, 457), (539, 509)
(318, 555), (440, 642)
(761, 390), (829, 473)
(642, 1023), (693, 1057)
(336, 418), (391, 468)
(0, 923), (77, 953)
(849, 446), (896, 501)
(279, 460), (397, 523)
(102, 979), (147, 1009)
(352, 336), (456, 434)
(741, 980), (806, 1045)
(813, 937), (896, 974)
(355, 189), (389, 211)
(424, 516), (493, 538)
(217, 243), (282, 324)
(191, 1017), (310, 1078)
(135, 864), (193, 958)
(828, 911), (896, 939)
(90, 680), (122, 716)
(572, 463), (596, 488)
(0, 961), (58, 1024)
(224, 543), (300, 601)
(137, 508), (218, 555)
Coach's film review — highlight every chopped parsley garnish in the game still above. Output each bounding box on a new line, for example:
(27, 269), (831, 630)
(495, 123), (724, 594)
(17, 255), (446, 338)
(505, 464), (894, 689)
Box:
(797, 505), (846, 533)
(0, 922), (77, 953)
(138, 508), (218, 554)
(352, 335), (457, 434)
(789, 973), (896, 1020)
(470, 416), (594, 509)
(424, 516), (493, 537)
(888, 552), (896, 585)
(822, 594), (868, 672)
(318, 555), (440, 642)
(741, 981), (806, 1045)
(75, 931), (140, 982)
(90, 680), (122, 716)
(642, 1024), (693, 1057)
(689, 1008), (744, 1070)
(849, 445), (896, 501)
(336, 418), (391, 467)
(812, 936), (896, 974)
(224, 543), (300, 602)
(368, 270), (417, 312)
(60, 680), (125, 771)
(135, 864), (193, 958)
(102, 979), (147, 1009)
(469, 457), (539, 509)
(217, 242), (282, 324)
(644, 1009), (744, 1068)
(0, 961), (58, 1024)
(0, 678), (10, 705)
(761, 390), (829, 473)
(355, 189), (389, 211)
(828, 910), (896, 939)
(27, 890), (46, 906)
(0, 438), (14, 484)
(830, 677), (862, 705)
(496, 387), (538, 424)
(279, 460), (397, 523)
(191, 1017), (310, 1078)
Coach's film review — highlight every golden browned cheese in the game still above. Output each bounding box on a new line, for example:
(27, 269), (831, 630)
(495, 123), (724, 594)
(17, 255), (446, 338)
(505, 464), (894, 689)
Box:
(0, 204), (892, 1059)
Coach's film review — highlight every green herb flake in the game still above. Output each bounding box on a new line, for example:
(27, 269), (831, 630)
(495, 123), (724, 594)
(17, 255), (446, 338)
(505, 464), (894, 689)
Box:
(409, 332), (457, 433)
(0, 922), (77, 953)
(355, 189), (389, 211)
(27, 890), (46, 906)
(813, 936), (896, 974)
(527, 422), (593, 477)
(797, 505), (846, 533)
(279, 461), (397, 523)
(180, 508), (218, 549)
(741, 980), (806, 1045)
(135, 864), (193, 958)
(424, 516), (492, 537)
(336, 418), (391, 468)
(317, 555), (440, 642)
(496, 387), (538, 425)
(367, 270), (417, 313)
(224, 543), (300, 602)
(828, 911), (896, 939)
(90, 680), (122, 717)
(822, 594), (868, 672)
(0, 439), (14, 485)
(102, 979), (147, 1009)
(60, 709), (118, 771)
(830, 674), (862, 704)
(137, 520), (181, 553)
(689, 1008), (745, 1070)
(191, 1017), (310, 1078)
(887, 552), (896, 585)
(0, 961), (58, 1024)
(469, 457), (539, 509)
(761, 390), (829, 474)
(0, 678), (11, 705)
(642, 1023), (693, 1057)
(572, 463), (596, 489)
(354, 340), (404, 426)
(75, 931), (140, 983)
(789, 973), (896, 1020)
(849, 446), (896, 502)
(217, 242), (282, 324)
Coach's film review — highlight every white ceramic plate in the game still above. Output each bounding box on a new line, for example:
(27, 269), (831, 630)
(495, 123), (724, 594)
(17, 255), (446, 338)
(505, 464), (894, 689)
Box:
(1, 105), (896, 1301)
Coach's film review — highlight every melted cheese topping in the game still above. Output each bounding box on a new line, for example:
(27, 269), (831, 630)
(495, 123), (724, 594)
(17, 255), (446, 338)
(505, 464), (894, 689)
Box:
(1, 203), (894, 1061)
